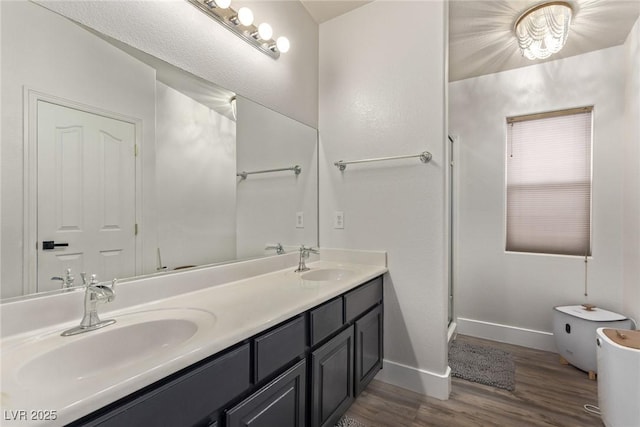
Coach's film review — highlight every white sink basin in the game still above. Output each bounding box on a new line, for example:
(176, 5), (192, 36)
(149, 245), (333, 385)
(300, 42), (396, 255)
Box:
(301, 268), (354, 282)
(8, 308), (216, 389)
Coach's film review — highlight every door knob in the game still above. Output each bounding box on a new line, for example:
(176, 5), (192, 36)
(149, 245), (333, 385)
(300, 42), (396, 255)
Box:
(42, 241), (69, 250)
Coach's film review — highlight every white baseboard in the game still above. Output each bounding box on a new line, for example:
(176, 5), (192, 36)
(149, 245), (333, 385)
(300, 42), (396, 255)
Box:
(375, 359), (451, 400)
(456, 317), (556, 352)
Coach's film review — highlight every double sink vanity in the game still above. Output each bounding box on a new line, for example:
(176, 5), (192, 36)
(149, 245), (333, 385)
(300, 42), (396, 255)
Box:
(1, 249), (387, 427)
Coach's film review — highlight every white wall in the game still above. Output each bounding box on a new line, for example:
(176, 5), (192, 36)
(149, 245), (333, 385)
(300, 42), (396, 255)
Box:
(155, 82), (237, 269)
(450, 47), (628, 350)
(623, 18), (640, 324)
(319, 1), (450, 399)
(235, 97), (318, 258)
(0, 1), (157, 298)
(34, 0), (319, 128)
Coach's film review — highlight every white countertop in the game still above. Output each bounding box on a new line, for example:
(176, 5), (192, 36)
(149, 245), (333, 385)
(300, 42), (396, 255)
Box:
(0, 258), (387, 426)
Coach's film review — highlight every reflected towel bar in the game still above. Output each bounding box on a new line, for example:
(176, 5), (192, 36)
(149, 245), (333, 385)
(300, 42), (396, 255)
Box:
(334, 151), (432, 171)
(237, 165), (301, 180)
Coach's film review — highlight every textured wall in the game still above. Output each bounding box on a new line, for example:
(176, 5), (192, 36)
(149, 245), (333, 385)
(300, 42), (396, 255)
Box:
(450, 46), (627, 348)
(319, 1), (450, 399)
(34, 0), (319, 128)
(623, 18), (640, 324)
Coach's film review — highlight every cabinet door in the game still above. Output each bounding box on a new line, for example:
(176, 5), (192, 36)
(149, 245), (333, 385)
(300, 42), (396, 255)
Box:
(310, 327), (354, 427)
(254, 315), (306, 383)
(310, 298), (343, 346)
(344, 277), (382, 323)
(226, 359), (306, 427)
(77, 344), (251, 427)
(354, 305), (383, 396)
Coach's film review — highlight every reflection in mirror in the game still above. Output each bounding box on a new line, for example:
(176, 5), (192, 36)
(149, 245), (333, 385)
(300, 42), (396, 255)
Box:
(0, 1), (318, 300)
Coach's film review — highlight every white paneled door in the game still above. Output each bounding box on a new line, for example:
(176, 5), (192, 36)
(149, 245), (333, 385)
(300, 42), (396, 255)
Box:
(37, 101), (137, 292)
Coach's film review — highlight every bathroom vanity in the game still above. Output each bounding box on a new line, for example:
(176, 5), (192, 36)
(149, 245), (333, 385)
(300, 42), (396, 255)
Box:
(71, 276), (382, 427)
(1, 251), (387, 427)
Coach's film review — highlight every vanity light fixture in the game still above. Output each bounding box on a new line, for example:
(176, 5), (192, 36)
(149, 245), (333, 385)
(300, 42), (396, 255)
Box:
(515, 1), (573, 60)
(189, 0), (290, 59)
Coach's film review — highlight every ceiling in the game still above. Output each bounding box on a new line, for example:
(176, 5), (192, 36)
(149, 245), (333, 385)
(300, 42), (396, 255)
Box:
(301, 0), (640, 82)
(300, 0), (371, 24)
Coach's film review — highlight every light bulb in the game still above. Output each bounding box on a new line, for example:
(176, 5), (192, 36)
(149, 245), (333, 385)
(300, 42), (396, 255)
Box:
(237, 7), (254, 26)
(276, 36), (290, 53)
(213, 0), (231, 8)
(258, 23), (273, 40)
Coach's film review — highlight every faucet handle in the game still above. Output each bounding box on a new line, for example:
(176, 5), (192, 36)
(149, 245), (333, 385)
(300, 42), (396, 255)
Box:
(81, 272), (87, 286)
(266, 243), (285, 255)
(89, 274), (98, 286)
(64, 268), (74, 285)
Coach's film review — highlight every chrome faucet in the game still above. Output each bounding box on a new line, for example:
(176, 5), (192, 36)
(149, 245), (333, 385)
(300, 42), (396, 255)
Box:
(295, 245), (319, 273)
(61, 274), (118, 336)
(51, 268), (75, 290)
(266, 243), (285, 255)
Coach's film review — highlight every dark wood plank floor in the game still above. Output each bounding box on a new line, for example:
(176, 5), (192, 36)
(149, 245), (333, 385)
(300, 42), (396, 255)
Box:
(345, 334), (603, 426)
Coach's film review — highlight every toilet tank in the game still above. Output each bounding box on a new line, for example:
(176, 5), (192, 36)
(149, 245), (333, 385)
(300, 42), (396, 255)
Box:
(597, 328), (640, 427)
(553, 305), (632, 374)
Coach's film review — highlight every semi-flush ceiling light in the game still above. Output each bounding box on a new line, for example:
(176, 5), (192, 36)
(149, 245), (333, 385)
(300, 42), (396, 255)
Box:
(189, 0), (290, 59)
(515, 1), (573, 60)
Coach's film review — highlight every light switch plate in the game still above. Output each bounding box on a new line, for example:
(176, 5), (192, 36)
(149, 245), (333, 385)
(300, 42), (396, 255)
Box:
(296, 212), (304, 228)
(334, 211), (344, 229)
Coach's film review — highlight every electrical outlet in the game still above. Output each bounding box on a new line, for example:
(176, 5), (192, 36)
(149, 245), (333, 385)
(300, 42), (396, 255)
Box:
(334, 211), (344, 229)
(296, 212), (304, 228)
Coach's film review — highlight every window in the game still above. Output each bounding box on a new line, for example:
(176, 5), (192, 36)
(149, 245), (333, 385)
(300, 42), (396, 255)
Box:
(505, 107), (593, 256)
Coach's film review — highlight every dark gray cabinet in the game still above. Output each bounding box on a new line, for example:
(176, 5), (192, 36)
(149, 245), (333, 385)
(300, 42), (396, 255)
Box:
(310, 327), (354, 427)
(226, 359), (306, 427)
(354, 305), (383, 396)
(344, 276), (382, 323)
(75, 344), (251, 427)
(254, 315), (306, 383)
(310, 297), (343, 346)
(69, 275), (384, 427)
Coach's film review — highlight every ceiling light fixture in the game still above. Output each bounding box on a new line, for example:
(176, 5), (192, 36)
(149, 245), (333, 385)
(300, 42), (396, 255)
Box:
(190, 0), (290, 59)
(515, 1), (573, 60)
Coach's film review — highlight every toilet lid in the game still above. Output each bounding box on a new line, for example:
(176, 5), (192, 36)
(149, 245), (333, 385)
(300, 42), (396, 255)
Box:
(603, 329), (640, 350)
(554, 305), (627, 321)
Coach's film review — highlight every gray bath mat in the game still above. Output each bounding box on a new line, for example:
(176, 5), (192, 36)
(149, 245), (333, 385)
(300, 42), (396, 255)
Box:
(449, 340), (516, 391)
(335, 415), (366, 427)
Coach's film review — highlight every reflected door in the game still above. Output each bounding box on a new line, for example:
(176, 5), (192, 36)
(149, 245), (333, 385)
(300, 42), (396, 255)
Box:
(37, 101), (137, 292)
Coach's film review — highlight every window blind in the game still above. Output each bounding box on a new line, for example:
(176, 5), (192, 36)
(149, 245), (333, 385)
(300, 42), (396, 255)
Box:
(506, 109), (592, 256)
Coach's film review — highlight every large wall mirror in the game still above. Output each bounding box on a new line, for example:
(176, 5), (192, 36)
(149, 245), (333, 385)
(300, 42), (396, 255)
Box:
(1, 1), (318, 300)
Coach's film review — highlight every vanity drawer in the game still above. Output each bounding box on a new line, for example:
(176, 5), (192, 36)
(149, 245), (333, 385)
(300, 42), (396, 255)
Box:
(344, 277), (383, 323)
(84, 344), (251, 427)
(254, 315), (307, 383)
(310, 297), (344, 346)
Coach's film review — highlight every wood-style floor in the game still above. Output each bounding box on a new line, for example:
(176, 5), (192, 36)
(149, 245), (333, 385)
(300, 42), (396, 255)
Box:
(345, 334), (603, 426)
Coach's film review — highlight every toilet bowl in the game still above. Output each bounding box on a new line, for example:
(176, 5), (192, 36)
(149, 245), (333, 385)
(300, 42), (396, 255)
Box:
(596, 328), (640, 427)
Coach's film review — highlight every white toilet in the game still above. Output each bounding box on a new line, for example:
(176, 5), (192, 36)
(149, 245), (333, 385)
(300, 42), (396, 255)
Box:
(596, 327), (640, 427)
